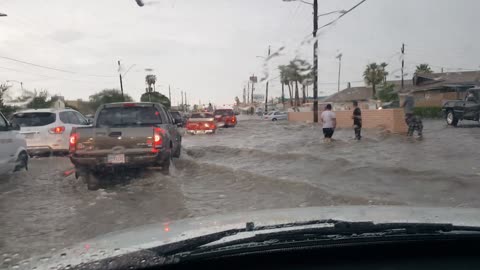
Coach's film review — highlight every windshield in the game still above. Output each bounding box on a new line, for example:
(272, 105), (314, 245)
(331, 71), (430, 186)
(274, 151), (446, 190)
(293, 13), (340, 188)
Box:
(11, 112), (56, 127)
(2, 0), (480, 268)
(96, 106), (162, 127)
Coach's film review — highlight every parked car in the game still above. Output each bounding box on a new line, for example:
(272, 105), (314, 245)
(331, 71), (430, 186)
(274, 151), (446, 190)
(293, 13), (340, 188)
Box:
(213, 109), (237, 127)
(11, 108), (91, 155)
(265, 111), (288, 121)
(170, 111), (185, 127)
(69, 102), (182, 190)
(186, 112), (217, 134)
(442, 88), (480, 126)
(0, 111), (28, 176)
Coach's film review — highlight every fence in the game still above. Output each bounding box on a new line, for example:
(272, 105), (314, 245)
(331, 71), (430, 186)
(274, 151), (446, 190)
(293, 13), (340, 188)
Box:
(288, 108), (408, 133)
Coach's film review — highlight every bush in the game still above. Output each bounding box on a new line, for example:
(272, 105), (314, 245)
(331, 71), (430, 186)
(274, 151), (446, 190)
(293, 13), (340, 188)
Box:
(413, 106), (443, 118)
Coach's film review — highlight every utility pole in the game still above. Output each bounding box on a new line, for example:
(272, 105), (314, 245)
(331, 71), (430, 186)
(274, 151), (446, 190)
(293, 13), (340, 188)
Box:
(243, 86), (246, 104)
(336, 53), (342, 93)
(185, 91), (187, 111)
(247, 81), (250, 104)
(168, 85), (171, 102)
(264, 46), (271, 113)
(117, 60), (125, 101)
(401, 43), (405, 89)
(312, 0), (319, 122)
(181, 91), (184, 111)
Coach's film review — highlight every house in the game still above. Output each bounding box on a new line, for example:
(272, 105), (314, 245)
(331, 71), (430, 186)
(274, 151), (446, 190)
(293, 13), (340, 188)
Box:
(323, 86), (378, 110)
(400, 71), (480, 107)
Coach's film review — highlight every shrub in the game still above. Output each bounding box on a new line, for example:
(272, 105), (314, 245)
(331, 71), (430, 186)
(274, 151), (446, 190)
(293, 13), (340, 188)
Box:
(413, 106), (443, 118)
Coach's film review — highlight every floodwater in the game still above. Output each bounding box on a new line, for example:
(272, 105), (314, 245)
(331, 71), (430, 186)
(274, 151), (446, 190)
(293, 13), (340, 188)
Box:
(2, 117), (480, 267)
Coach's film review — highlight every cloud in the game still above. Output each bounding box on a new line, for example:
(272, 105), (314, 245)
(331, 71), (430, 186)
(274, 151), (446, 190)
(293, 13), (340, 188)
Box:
(50, 30), (85, 44)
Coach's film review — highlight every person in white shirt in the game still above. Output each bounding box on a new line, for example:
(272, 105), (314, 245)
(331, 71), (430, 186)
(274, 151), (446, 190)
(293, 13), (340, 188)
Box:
(320, 104), (336, 143)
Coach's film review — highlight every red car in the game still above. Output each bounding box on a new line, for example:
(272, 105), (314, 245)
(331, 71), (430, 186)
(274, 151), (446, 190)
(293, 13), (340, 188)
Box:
(213, 109), (237, 128)
(186, 113), (217, 134)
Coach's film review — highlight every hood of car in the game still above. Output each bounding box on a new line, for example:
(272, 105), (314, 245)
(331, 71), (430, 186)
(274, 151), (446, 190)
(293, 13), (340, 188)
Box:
(25, 206), (480, 269)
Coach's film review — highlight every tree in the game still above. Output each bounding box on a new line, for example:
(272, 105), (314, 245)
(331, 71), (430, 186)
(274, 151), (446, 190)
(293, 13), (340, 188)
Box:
(377, 83), (399, 102)
(145, 74), (157, 92)
(380, 62), (389, 83)
(27, 90), (53, 109)
(89, 89), (133, 111)
(363, 63), (387, 98)
(415, 63), (433, 74)
(0, 84), (16, 117)
(140, 91), (171, 109)
(279, 65), (290, 106)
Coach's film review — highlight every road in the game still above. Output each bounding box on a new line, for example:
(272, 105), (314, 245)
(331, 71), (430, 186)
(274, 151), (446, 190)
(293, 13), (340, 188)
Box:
(2, 117), (480, 267)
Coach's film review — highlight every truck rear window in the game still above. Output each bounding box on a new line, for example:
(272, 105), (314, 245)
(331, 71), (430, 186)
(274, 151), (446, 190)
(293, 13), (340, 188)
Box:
(214, 109), (233, 116)
(190, 113), (213, 118)
(11, 112), (56, 127)
(96, 106), (162, 127)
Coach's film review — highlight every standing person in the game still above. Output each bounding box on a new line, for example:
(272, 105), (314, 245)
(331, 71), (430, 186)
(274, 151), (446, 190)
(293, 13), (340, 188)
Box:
(352, 100), (362, 140)
(402, 91), (423, 138)
(320, 104), (336, 143)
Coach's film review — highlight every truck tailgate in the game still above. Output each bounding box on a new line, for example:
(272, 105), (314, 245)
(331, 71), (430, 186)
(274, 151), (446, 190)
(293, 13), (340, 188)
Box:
(74, 127), (156, 154)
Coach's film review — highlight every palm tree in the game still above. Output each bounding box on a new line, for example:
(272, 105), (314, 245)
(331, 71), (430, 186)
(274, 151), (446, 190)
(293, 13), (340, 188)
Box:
(279, 65), (294, 106)
(415, 63), (433, 74)
(145, 74), (157, 93)
(380, 62), (388, 83)
(363, 63), (386, 98)
(279, 65), (288, 106)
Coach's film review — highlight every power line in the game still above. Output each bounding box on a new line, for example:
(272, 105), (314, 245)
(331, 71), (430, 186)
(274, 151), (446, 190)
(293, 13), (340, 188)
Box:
(0, 55), (116, 77)
(301, 0), (367, 41)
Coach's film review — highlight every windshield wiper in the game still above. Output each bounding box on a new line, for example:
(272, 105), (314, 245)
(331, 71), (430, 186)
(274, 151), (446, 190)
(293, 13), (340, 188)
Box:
(151, 219), (480, 257)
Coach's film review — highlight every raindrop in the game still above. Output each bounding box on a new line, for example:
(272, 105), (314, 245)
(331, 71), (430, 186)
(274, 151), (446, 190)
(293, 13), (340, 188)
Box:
(12, 265), (19, 269)
(4, 257), (12, 263)
(39, 257), (50, 262)
(2, 253), (10, 257)
(140, 259), (146, 264)
(65, 265), (72, 270)
(12, 253), (19, 257)
(60, 253), (67, 257)
(113, 248), (120, 252)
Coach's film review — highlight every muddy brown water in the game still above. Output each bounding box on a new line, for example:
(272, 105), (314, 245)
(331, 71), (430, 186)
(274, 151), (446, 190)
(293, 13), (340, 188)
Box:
(2, 118), (480, 268)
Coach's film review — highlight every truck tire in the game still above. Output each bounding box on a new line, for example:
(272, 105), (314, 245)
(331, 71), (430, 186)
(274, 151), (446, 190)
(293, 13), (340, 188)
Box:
(160, 155), (171, 175)
(85, 172), (100, 191)
(173, 144), (181, 158)
(446, 110), (458, 127)
(14, 151), (28, 172)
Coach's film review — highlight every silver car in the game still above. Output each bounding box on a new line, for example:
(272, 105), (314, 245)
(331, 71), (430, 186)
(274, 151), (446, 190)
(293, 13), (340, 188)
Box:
(11, 108), (91, 155)
(264, 111), (288, 121)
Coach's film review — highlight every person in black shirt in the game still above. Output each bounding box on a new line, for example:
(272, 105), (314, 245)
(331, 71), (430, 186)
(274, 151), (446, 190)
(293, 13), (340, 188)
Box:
(352, 100), (362, 140)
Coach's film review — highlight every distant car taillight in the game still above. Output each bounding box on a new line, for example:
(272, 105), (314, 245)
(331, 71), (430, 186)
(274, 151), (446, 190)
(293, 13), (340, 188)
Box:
(69, 131), (79, 153)
(49, 126), (65, 134)
(152, 127), (165, 153)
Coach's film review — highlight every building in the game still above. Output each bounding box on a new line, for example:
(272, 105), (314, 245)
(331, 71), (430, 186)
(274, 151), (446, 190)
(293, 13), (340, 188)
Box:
(400, 71), (480, 107)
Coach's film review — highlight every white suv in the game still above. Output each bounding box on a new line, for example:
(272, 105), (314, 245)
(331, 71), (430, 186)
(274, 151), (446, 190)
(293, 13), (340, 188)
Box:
(0, 111), (28, 176)
(11, 108), (91, 155)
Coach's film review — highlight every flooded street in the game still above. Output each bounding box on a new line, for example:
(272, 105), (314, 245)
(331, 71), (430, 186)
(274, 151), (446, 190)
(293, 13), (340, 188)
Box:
(2, 117), (480, 266)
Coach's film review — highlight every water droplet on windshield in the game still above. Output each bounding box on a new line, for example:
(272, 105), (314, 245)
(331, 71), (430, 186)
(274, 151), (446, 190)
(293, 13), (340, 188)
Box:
(4, 257), (12, 263)
(60, 253), (67, 257)
(12, 265), (19, 269)
(39, 257), (50, 262)
(113, 248), (120, 252)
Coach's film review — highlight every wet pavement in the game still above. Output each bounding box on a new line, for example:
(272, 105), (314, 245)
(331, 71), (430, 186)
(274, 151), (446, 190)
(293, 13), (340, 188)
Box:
(2, 117), (480, 267)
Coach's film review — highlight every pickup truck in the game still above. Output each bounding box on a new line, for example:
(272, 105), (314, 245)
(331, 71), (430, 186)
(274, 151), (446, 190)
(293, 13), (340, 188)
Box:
(443, 88), (480, 126)
(69, 102), (182, 190)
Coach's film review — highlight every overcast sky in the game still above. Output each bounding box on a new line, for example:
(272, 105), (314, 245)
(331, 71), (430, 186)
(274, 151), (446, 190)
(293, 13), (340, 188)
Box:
(1, 0), (479, 105)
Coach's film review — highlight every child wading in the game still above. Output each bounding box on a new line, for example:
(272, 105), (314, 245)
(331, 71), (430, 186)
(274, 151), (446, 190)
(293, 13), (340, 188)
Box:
(320, 104), (336, 143)
(352, 100), (362, 140)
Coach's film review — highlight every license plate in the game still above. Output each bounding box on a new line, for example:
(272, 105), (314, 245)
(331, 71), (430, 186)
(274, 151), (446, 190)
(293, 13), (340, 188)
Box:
(196, 130), (206, 134)
(107, 154), (125, 164)
(23, 133), (34, 139)
(217, 122), (225, 126)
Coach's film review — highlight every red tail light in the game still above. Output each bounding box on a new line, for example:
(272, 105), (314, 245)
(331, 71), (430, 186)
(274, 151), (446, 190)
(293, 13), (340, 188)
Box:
(152, 127), (165, 153)
(123, 103), (136, 107)
(69, 132), (79, 153)
(49, 126), (65, 134)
